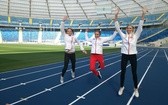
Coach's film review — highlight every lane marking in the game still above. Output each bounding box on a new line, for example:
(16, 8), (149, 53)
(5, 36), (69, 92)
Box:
(0, 55), (123, 92)
(164, 49), (168, 62)
(4, 49), (148, 105)
(77, 96), (85, 99)
(0, 52), (120, 74)
(126, 50), (158, 105)
(0, 50), (147, 92)
(7, 58), (124, 105)
(68, 50), (153, 105)
(0, 53), (121, 81)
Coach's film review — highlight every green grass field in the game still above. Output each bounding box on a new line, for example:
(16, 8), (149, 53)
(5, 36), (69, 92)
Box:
(0, 44), (120, 73)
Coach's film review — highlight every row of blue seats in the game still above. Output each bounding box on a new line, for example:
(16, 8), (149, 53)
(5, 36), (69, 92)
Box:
(142, 29), (168, 42)
(0, 27), (167, 42)
(1, 29), (19, 41)
(0, 12), (167, 26)
(139, 27), (164, 39)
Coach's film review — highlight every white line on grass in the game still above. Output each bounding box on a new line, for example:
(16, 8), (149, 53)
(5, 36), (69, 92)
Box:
(0, 53), (121, 81)
(126, 50), (158, 105)
(68, 50), (153, 105)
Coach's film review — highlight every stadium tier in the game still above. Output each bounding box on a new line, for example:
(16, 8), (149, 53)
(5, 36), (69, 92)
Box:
(0, 12), (168, 28)
(140, 29), (168, 42)
(0, 11), (168, 45)
(0, 26), (167, 44)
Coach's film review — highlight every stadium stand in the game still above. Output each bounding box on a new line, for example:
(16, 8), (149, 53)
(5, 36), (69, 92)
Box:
(0, 11), (167, 45)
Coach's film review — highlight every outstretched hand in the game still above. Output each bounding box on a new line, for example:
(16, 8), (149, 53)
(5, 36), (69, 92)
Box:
(141, 7), (148, 20)
(63, 16), (68, 22)
(115, 7), (120, 15)
(114, 7), (120, 21)
(142, 7), (148, 14)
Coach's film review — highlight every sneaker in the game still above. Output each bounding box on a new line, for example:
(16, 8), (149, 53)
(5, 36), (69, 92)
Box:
(71, 71), (75, 78)
(118, 87), (125, 96)
(60, 76), (64, 84)
(97, 71), (102, 79)
(134, 88), (139, 98)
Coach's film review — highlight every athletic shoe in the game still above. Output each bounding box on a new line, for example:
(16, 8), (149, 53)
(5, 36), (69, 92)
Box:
(60, 76), (64, 84)
(97, 71), (102, 79)
(71, 71), (75, 78)
(134, 88), (139, 98)
(118, 87), (125, 96)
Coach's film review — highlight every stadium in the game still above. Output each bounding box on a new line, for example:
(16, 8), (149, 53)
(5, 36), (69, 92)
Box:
(0, 0), (168, 105)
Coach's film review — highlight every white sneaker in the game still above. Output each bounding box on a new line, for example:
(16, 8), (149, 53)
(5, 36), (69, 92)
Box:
(118, 87), (125, 96)
(134, 88), (139, 98)
(60, 76), (64, 84)
(71, 71), (75, 78)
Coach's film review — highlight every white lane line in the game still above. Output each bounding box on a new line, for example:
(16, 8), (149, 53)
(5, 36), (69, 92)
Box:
(0, 50), (147, 92)
(0, 53), (121, 81)
(164, 50), (168, 62)
(0, 52), (120, 75)
(0, 65), (62, 81)
(69, 71), (121, 105)
(68, 50), (153, 105)
(0, 55), (122, 92)
(6, 49), (149, 105)
(126, 50), (158, 105)
(7, 55), (125, 105)
(77, 96), (85, 99)
(0, 49), (143, 80)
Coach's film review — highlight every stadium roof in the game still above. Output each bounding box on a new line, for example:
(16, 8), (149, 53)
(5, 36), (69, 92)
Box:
(0, 0), (168, 20)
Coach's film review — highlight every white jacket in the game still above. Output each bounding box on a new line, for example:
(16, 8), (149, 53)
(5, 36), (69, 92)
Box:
(115, 20), (144, 55)
(60, 21), (84, 53)
(85, 31), (117, 54)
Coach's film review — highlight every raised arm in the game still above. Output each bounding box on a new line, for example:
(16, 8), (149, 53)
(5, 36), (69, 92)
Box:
(141, 7), (148, 20)
(114, 8), (120, 22)
(60, 16), (67, 36)
(135, 7), (147, 39)
(85, 29), (92, 42)
(114, 8), (125, 39)
(102, 31), (118, 42)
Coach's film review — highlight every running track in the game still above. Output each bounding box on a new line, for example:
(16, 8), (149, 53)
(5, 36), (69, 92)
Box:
(0, 47), (168, 105)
